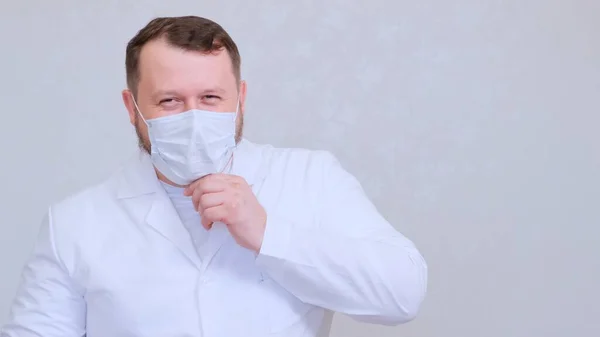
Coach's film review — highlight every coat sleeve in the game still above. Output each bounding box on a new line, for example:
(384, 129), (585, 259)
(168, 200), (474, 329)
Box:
(256, 151), (427, 325)
(1, 210), (86, 337)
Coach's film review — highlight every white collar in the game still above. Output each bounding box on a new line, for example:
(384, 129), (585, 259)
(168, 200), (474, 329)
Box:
(115, 138), (268, 199)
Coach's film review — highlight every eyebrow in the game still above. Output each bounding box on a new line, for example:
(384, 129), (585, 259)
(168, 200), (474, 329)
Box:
(201, 87), (227, 95)
(151, 90), (179, 100)
(151, 87), (227, 100)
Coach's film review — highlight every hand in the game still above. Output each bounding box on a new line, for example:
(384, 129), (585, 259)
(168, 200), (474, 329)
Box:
(184, 174), (267, 253)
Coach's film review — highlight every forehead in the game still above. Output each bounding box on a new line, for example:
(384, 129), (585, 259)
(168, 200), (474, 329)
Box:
(137, 38), (237, 94)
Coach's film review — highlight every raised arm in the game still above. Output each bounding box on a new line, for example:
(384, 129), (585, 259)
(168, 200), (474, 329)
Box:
(256, 152), (427, 325)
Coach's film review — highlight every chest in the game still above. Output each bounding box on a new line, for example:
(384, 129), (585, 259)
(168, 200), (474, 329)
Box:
(77, 190), (314, 337)
(76, 165), (322, 336)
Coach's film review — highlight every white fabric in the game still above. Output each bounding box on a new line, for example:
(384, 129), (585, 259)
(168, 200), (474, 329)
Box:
(1, 139), (428, 337)
(161, 181), (211, 262)
(133, 95), (238, 185)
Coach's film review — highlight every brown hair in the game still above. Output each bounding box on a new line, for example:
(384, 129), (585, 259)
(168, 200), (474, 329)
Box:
(125, 16), (241, 97)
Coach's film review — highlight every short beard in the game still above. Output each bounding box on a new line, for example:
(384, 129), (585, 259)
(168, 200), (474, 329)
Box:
(134, 113), (151, 154)
(134, 112), (244, 154)
(234, 111), (244, 143)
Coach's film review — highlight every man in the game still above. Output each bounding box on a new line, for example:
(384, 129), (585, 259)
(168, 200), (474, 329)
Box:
(1, 16), (427, 337)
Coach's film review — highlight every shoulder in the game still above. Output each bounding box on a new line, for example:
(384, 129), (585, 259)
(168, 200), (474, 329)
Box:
(244, 141), (358, 209)
(249, 141), (363, 201)
(45, 158), (132, 253)
(33, 178), (113, 275)
(255, 141), (341, 178)
(46, 182), (111, 249)
(48, 152), (148, 222)
(49, 175), (118, 225)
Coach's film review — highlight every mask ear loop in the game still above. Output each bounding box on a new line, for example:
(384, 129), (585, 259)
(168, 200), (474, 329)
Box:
(221, 95), (240, 174)
(233, 95), (240, 122)
(130, 93), (149, 126)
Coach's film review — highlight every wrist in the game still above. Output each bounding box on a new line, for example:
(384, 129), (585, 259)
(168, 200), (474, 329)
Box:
(252, 213), (267, 253)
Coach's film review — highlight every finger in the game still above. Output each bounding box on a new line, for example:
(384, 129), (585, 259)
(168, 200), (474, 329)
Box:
(210, 174), (249, 193)
(184, 175), (217, 196)
(185, 177), (228, 197)
(190, 182), (231, 212)
(196, 192), (227, 213)
(201, 216), (213, 230)
(224, 174), (247, 188)
(190, 185), (205, 211)
(202, 173), (246, 186)
(218, 173), (246, 183)
(202, 205), (228, 225)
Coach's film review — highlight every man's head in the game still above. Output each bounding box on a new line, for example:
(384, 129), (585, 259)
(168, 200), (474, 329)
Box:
(122, 16), (246, 153)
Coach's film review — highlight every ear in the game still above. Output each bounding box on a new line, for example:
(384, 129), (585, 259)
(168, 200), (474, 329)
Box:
(122, 89), (137, 125)
(238, 80), (247, 115)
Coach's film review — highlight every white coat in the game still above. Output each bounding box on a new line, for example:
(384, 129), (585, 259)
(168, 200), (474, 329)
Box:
(1, 139), (427, 337)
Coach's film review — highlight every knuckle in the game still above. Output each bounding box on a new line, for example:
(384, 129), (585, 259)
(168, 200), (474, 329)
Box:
(204, 208), (216, 220)
(231, 176), (244, 185)
(232, 189), (242, 199)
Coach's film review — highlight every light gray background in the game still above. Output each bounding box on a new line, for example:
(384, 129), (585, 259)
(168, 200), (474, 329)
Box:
(0, 1), (598, 336)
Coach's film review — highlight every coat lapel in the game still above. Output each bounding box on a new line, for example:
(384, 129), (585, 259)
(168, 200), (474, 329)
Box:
(145, 184), (203, 270)
(200, 139), (269, 271)
(115, 140), (268, 273)
(116, 152), (202, 270)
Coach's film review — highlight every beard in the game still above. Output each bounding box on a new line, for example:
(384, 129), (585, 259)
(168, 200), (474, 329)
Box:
(134, 112), (244, 154)
(134, 113), (151, 154)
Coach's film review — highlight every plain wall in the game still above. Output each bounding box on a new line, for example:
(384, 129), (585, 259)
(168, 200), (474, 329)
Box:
(0, 1), (598, 336)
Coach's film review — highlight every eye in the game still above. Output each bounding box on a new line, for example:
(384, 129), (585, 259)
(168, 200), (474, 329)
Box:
(159, 98), (175, 104)
(203, 95), (221, 102)
(159, 98), (180, 109)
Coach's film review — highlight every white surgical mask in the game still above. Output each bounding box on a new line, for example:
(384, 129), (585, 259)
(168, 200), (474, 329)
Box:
(132, 96), (238, 185)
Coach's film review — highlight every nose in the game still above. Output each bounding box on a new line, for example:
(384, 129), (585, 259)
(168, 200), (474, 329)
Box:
(183, 98), (200, 111)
